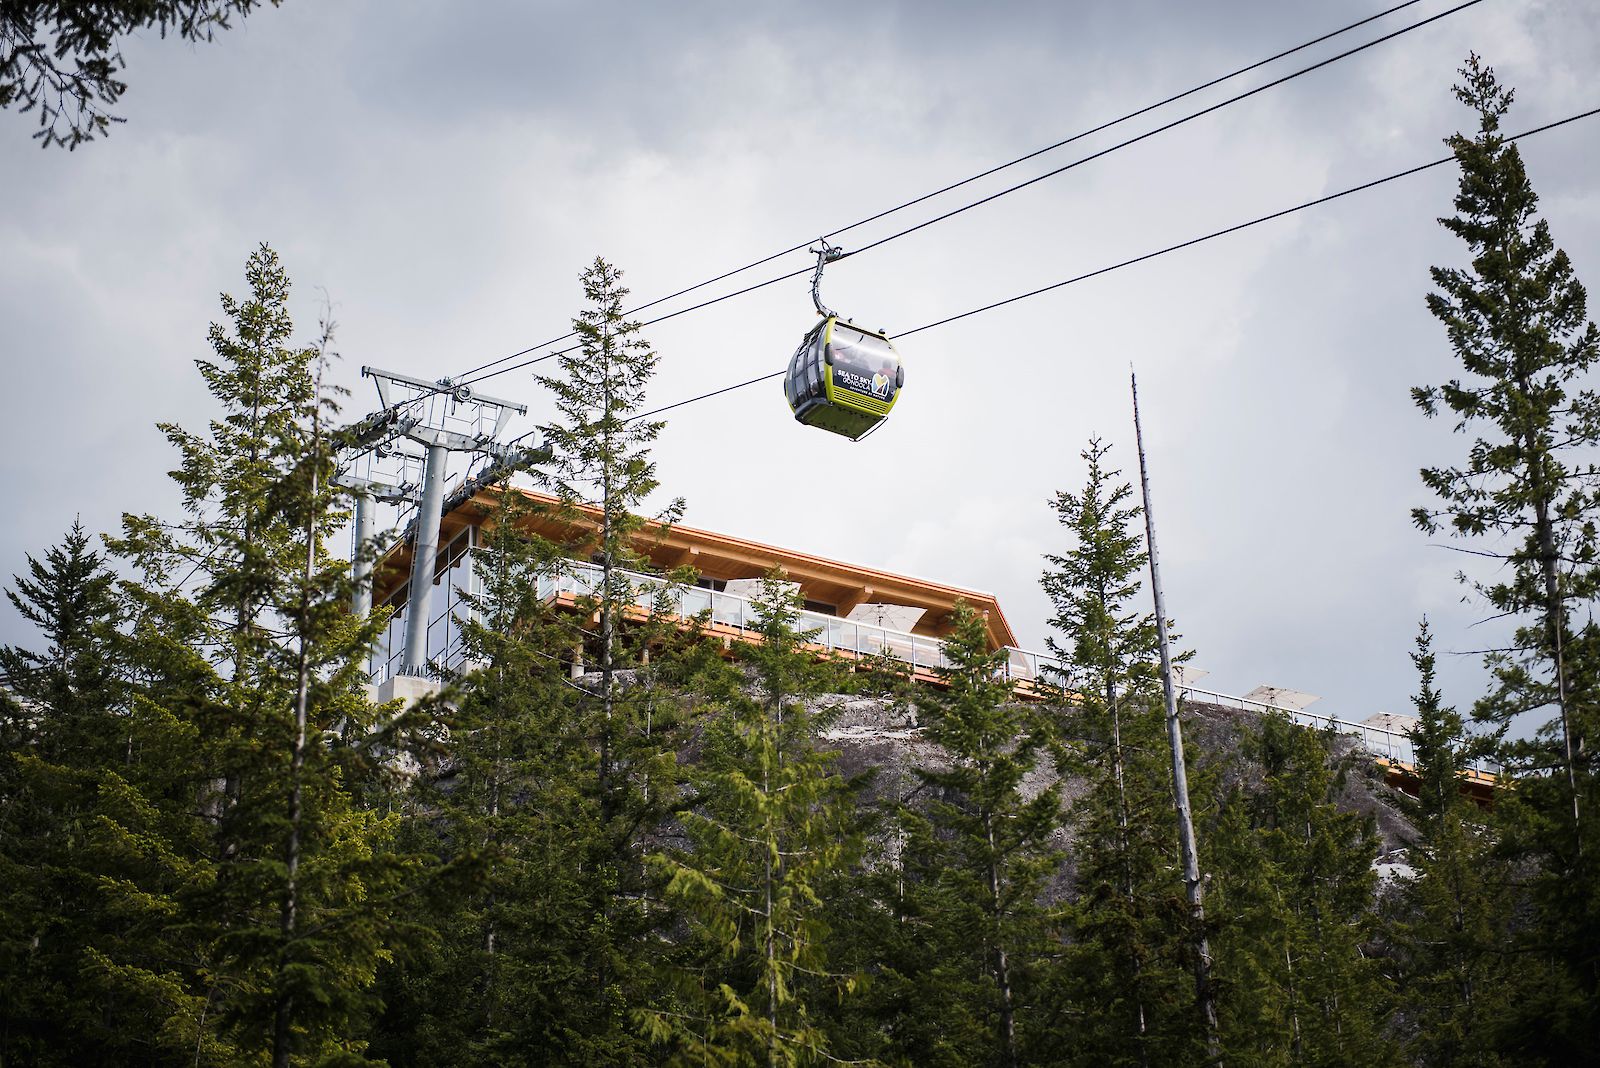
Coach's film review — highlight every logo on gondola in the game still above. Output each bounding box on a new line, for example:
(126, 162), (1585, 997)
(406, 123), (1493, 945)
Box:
(834, 368), (872, 393)
(833, 364), (896, 399)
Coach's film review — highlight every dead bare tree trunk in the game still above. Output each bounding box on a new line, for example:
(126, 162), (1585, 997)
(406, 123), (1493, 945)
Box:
(1131, 371), (1221, 1064)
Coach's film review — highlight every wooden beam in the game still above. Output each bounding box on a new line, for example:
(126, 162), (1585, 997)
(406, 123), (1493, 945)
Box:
(380, 484), (1023, 650)
(834, 585), (875, 617)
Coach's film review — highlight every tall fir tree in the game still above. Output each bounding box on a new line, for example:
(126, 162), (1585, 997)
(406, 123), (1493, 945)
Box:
(0, 523), (198, 1066)
(871, 603), (1058, 1068)
(0, 521), (123, 764)
(537, 256), (684, 814)
(391, 256), (694, 1062)
(1412, 55), (1600, 1054)
(640, 574), (866, 1067)
(1390, 620), (1514, 1067)
(1411, 51), (1599, 877)
(108, 244), (414, 1065)
(1205, 715), (1400, 1068)
(1040, 438), (1201, 1068)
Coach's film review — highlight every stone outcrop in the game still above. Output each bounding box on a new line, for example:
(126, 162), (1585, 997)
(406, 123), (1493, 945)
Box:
(808, 690), (1418, 898)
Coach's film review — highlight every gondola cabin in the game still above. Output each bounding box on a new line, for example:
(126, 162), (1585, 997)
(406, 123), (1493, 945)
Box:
(783, 316), (904, 440)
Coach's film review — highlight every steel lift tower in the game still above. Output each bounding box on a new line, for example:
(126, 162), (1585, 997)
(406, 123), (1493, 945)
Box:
(346, 367), (548, 677)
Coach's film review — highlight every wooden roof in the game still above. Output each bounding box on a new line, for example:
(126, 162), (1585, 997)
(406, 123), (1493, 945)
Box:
(376, 485), (1020, 650)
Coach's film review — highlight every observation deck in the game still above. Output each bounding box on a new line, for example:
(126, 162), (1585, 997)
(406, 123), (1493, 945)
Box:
(369, 486), (1500, 803)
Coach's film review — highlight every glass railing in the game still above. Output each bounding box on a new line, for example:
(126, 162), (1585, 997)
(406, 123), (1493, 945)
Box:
(1176, 685), (1500, 777)
(537, 561), (962, 674)
(373, 554), (1499, 780)
(369, 536), (479, 686)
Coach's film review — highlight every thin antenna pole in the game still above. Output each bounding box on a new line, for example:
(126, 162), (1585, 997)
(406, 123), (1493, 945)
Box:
(1131, 370), (1221, 1062)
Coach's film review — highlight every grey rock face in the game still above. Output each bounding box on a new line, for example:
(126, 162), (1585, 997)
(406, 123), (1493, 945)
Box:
(804, 691), (1418, 900)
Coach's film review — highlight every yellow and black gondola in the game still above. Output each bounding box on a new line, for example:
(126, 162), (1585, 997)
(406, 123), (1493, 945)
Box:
(782, 242), (904, 441)
(784, 316), (903, 440)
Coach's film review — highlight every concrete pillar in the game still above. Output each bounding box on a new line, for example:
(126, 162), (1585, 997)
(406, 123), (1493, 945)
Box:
(402, 441), (449, 676)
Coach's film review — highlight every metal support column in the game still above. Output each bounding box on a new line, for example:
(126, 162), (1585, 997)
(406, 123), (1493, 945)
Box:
(343, 366), (539, 680)
(402, 441), (450, 675)
(352, 489), (375, 617)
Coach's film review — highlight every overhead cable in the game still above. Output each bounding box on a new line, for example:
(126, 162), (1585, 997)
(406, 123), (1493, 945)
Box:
(443, 0), (1457, 390)
(630, 105), (1600, 422)
(840, 0), (1485, 259)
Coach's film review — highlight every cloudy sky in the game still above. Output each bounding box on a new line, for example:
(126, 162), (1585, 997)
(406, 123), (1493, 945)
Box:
(3, 0), (1598, 726)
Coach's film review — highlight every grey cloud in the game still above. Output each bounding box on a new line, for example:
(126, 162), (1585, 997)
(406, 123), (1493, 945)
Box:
(1, 0), (1595, 732)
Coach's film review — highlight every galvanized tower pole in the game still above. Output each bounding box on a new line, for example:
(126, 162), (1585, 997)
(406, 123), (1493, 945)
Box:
(1131, 371), (1221, 1062)
(401, 439), (450, 675)
(351, 489), (376, 617)
(334, 406), (418, 618)
(334, 469), (419, 615)
(355, 366), (533, 678)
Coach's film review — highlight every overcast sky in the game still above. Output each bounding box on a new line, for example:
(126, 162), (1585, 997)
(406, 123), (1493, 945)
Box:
(3, 0), (1598, 727)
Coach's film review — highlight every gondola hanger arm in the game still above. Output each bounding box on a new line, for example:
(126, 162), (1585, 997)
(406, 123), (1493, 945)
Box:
(809, 238), (846, 319)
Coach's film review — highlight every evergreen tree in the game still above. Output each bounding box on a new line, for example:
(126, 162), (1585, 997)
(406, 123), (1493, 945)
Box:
(108, 243), (413, 1064)
(1412, 51), (1599, 874)
(1040, 438), (1201, 1068)
(0, 523), (194, 1065)
(875, 603), (1058, 1068)
(1, 0), (281, 148)
(1206, 716), (1399, 1068)
(378, 257), (697, 1063)
(1412, 55), (1600, 1054)
(641, 574), (865, 1067)
(530, 257), (698, 1060)
(537, 256), (684, 815)
(0, 521), (123, 759)
(1391, 620), (1514, 1067)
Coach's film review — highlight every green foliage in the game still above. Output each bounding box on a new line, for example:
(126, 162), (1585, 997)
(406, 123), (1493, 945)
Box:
(1413, 54), (1600, 1058)
(1, 247), (421, 1066)
(103, 243), (415, 1065)
(534, 257), (704, 1060)
(641, 574), (866, 1067)
(535, 256), (686, 806)
(537, 256), (682, 578)
(869, 603), (1058, 1068)
(1042, 438), (1158, 696)
(1389, 620), (1516, 1068)
(0, 521), (123, 749)
(1404, 620), (1474, 827)
(0, 0), (281, 148)
(1207, 716), (1399, 1068)
(1412, 53), (1600, 827)
(1041, 438), (1201, 1067)
(0, 523), (192, 1066)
